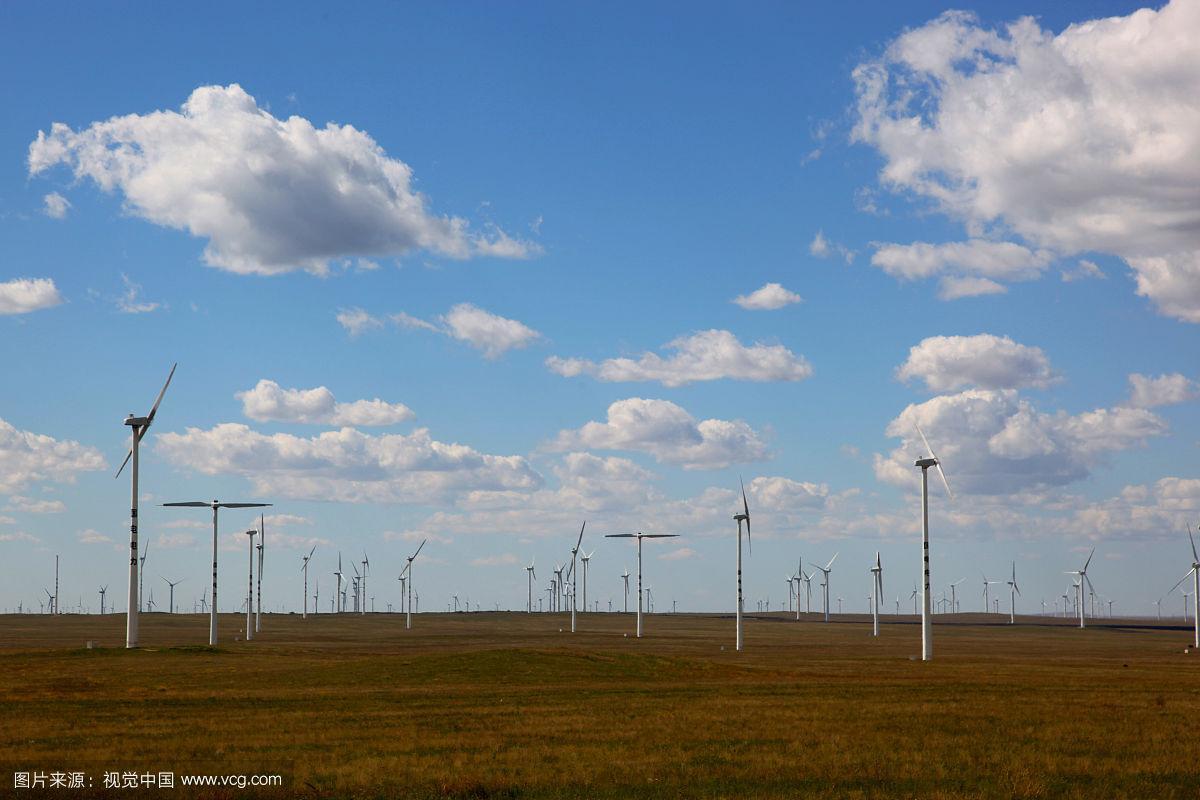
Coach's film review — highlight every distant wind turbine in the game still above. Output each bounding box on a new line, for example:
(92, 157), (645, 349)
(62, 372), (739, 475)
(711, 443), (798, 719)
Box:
(733, 477), (751, 651)
(605, 532), (679, 637)
(914, 422), (953, 662)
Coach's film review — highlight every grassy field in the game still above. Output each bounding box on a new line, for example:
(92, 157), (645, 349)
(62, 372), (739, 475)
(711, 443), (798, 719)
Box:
(1, 610), (1197, 799)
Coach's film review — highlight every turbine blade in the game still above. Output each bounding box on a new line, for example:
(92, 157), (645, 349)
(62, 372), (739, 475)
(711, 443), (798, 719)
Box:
(144, 363), (177, 425)
(218, 502), (272, 508)
(826, 552), (838, 570)
(934, 462), (954, 500)
(162, 501), (209, 507)
(1082, 547), (1095, 572)
(1189, 523), (1199, 563)
(115, 448), (133, 479)
(575, 521), (586, 552)
(1167, 571), (1192, 595)
(412, 538), (427, 559)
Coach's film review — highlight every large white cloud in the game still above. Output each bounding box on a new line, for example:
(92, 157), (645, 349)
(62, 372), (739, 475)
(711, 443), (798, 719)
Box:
(874, 389), (1167, 495)
(237, 379), (414, 426)
(155, 423), (540, 504)
(549, 398), (768, 470)
(28, 84), (539, 276)
(897, 334), (1058, 392)
(0, 418), (105, 493)
(853, 2), (1200, 320)
(546, 330), (812, 387)
(0, 278), (63, 315)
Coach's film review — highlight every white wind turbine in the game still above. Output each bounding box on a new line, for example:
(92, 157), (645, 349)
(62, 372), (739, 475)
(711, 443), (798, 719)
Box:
(1007, 561), (1021, 624)
(525, 557), (536, 613)
(812, 553), (838, 622)
(139, 543), (149, 613)
(733, 478), (751, 651)
(870, 552), (883, 637)
(161, 577), (182, 614)
(162, 499), (271, 645)
(1065, 548), (1096, 629)
(621, 568), (630, 612)
(300, 545), (316, 619)
(605, 532), (679, 638)
(949, 577), (966, 614)
(334, 554), (344, 614)
(244, 528), (257, 640)
(256, 515), (265, 633)
(566, 522), (586, 633)
(914, 422), (953, 662)
(982, 574), (1002, 614)
(98, 585), (108, 615)
(400, 539), (426, 630)
(116, 363), (176, 648)
(1166, 523), (1200, 648)
(580, 549), (593, 614)
(361, 552), (370, 616)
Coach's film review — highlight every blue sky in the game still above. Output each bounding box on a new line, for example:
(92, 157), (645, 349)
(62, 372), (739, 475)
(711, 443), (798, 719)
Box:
(1, 1), (1197, 619)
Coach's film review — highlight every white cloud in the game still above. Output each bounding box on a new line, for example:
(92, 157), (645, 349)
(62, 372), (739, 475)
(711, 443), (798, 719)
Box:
(470, 553), (519, 567)
(658, 547), (697, 561)
(546, 329), (812, 388)
(4, 496), (66, 514)
(732, 283), (803, 310)
(0, 277), (64, 315)
(116, 273), (162, 314)
(874, 389), (1167, 496)
(549, 398), (768, 470)
(809, 230), (855, 263)
(871, 240), (1053, 299)
(1061, 260), (1106, 283)
(1127, 373), (1198, 408)
(0, 531), (39, 543)
(156, 532), (197, 549)
(392, 304), (541, 359)
(0, 418), (105, 493)
(336, 307), (384, 337)
(237, 379), (414, 426)
(156, 423), (541, 504)
(897, 334), (1058, 392)
(78, 529), (112, 544)
(852, 3), (1200, 321)
(29, 84), (539, 275)
(42, 192), (70, 219)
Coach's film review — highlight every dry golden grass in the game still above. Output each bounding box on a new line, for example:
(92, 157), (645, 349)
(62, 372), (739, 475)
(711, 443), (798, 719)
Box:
(1, 611), (1197, 798)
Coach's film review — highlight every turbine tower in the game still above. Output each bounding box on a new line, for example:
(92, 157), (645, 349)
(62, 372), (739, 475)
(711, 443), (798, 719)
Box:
(734, 478), (751, 651)
(566, 522), (586, 633)
(98, 585), (108, 615)
(161, 577), (182, 614)
(1167, 523), (1200, 648)
(621, 568), (630, 613)
(162, 499), (271, 645)
(605, 532), (679, 638)
(244, 528), (257, 640)
(812, 554), (838, 622)
(334, 554), (344, 614)
(116, 363), (176, 648)
(914, 422), (953, 662)
(870, 552), (883, 637)
(580, 549), (593, 614)
(256, 515), (265, 633)
(1007, 561), (1021, 624)
(1065, 548), (1096, 629)
(525, 558), (536, 613)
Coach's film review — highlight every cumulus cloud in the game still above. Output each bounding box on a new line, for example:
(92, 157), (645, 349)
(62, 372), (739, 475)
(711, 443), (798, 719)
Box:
(42, 192), (70, 219)
(336, 307), (384, 337)
(871, 240), (1053, 299)
(549, 398), (768, 470)
(0, 418), (105, 493)
(4, 496), (66, 514)
(155, 423), (540, 504)
(116, 274), (162, 314)
(1126, 373), (1198, 408)
(897, 334), (1058, 392)
(237, 379), (414, 426)
(392, 303), (540, 359)
(78, 529), (113, 544)
(546, 330), (812, 387)
(810, 230), (855, 263)
(0, 531), (39, 543)
(1062, 260), (1106, 283)
(852, 2), (1200, 320)
(0, 277), (64, 315)
(470, 553), (519, 567)
(732, 283), (802, 310)
(659, 547), (697, 561)
(874, 389), (1167, 495)
(28, 84), (539, 276)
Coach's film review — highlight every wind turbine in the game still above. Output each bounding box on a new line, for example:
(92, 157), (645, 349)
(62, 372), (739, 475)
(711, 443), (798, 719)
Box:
(162, 499), (271, 645)
(914, 422), (953, 662)
(400, 539), (426, 630)
(1167, 523), (1200, 648)
(621, 568), (630, 613)
(566, 522), (586, 633)
(244, 528), (257, 640)
(161, 577), (182, 614)
(313, 577), (319, 616)
(98, 585), (107, 615)
(909, 582), (918, 615)
(1007, 562), (1021, 624)
(116, 362), (176, 648)
(734, 477), (751, 651)
(525, 558), (536, 613)
(1065, 548), (1096, 629)
(605, 532), (679, 637)
(334, 554), (344, 614)
(300, 545), (316, 619)
(139, 543), (149, 613)
(361, 552), (370, 615)
(870, 552), (883, 637)
(256, 515), (265, 633)
(812, 553), (838, 622)
(982, 574), (1002, 614)
(949, 578), (966, 614)
(580, 549), (593, 615)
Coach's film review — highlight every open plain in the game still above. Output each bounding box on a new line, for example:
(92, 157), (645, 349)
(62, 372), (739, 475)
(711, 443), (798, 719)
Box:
(1, 612), (1198, 799)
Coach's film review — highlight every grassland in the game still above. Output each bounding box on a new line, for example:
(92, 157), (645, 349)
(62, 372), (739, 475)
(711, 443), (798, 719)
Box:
(1, 611), (1197, 799)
